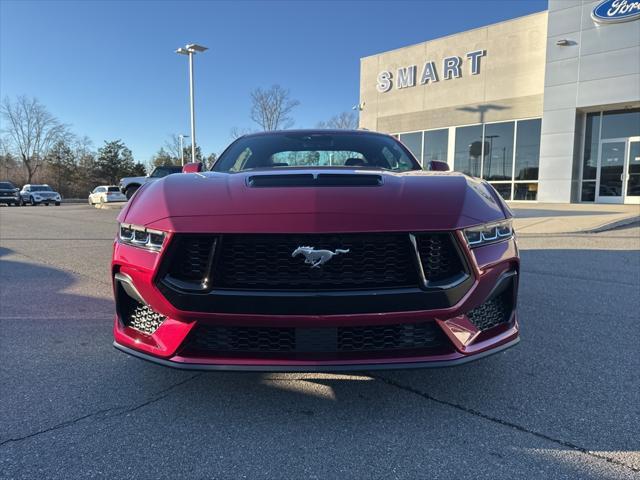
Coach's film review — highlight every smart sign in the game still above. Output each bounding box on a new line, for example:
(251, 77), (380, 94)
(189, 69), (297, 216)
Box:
(376, 50), (486, 93)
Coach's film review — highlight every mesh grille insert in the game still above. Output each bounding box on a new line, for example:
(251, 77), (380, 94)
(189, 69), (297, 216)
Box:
(415, 234), (466, 283)
(467, 288), (513, 331)
(181, 322), (448, 357)
(212, 233), (419, 290)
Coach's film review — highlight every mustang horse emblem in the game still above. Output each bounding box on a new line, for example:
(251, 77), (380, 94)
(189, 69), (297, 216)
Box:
(292, 246), (350, 268)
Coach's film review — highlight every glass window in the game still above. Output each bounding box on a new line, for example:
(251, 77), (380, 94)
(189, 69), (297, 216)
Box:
(399, 132), (422, 163)
(601, 109), (640, 139)
(483, 122), (514, 181)
(515, 119), (541, 181)
(582, 113), (600, 180)
(581, 181), (596, 202)
(514, 183), (538, 201)
(213, 132), (421, 172)
(490, 183), (512, 201)
(453, 125), (483, 177)
(423, 129), (448, 163)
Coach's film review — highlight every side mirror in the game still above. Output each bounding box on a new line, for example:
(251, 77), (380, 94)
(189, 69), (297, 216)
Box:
(427, 160), (450, 172)
(182, 162), (203, 174)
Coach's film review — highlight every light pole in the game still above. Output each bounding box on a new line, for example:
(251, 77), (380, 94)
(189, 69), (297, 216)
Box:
(178, 134), (189, 166)
(175, 43), (208, 164)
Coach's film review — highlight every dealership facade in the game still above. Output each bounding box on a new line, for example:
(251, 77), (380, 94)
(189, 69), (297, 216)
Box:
(359, 0), (640, 203)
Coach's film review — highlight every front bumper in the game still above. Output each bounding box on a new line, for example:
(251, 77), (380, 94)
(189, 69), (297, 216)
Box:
(112, 234), (520, 371)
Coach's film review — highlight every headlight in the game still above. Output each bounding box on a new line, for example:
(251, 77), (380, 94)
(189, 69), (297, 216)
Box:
(119, 223), (166, 251)
(464, 219), (513, 247)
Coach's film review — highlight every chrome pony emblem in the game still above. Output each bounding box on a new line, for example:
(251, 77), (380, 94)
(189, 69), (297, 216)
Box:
(292, 246), (350, 268)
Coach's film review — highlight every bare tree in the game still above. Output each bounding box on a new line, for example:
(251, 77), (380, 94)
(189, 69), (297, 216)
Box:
(1, 96), (69, 183)
(250, 85), (300, 131)
(316, 111), (359, 130)
(229, 126), (255, 140)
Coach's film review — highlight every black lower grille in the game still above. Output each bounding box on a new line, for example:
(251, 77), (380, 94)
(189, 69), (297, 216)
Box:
(212, 233), (419, 290)
(182, 322), (448, 357)
(467, 290), (512, 331)
(338, 323), (446, 352)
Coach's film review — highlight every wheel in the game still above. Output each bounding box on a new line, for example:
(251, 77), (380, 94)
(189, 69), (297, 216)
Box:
(19, 197), (25, 206)
(30, 196), (36, 206)
(45, 202), (49, 206)
(124, 185), (139, 200)
(55, 202), (60, 206)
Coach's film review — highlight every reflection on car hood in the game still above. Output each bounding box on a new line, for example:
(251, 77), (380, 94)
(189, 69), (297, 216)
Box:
(120, 169), (508, 232)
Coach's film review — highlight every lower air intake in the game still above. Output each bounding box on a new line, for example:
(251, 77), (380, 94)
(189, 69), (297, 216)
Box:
(467, 288), (513, 331)
(127, 304), (166, 335)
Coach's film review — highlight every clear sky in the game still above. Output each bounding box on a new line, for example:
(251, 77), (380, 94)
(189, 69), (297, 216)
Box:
(1, 0), (547, 163)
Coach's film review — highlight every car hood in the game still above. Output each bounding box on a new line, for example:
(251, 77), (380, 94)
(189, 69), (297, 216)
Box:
(120, 176), (147, 184)
(120, 169), (509, 233)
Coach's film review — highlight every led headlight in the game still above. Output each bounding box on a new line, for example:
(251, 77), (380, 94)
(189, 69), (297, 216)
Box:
(119, 223), (166, 251)
(464, 219), (513, 247)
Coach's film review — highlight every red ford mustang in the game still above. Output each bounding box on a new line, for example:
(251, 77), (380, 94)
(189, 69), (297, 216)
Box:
(112, 130), (519, 371)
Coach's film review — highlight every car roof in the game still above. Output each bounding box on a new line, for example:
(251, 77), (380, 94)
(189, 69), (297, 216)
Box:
(238, 128), (388, 140)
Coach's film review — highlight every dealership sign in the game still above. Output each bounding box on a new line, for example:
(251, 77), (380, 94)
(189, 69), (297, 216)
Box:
(591, 0), (640, 23)
(376, 50), (486, 93)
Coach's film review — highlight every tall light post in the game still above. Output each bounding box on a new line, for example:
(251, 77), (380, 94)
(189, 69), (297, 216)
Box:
(175, 43), (208, 164)
(178, 134), (189, 166)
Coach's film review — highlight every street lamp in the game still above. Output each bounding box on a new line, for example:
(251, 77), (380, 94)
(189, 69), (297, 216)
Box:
(175, 43), (208, 164)
(178, 134), (189, 166)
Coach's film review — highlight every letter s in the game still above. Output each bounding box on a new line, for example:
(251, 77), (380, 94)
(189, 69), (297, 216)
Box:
(377, 71), (392, 93)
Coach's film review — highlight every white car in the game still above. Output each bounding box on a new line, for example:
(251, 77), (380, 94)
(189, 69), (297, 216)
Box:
(19, 184), (62, 206)
(89, 186), (127, 205)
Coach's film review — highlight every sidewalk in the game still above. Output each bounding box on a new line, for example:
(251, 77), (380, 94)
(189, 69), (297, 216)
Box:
(509, 202), (640, 235)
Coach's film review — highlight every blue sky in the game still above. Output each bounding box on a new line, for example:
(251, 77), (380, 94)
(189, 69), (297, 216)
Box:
(1, 0), (547, 163)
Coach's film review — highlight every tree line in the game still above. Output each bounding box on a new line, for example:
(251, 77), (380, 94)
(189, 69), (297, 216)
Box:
(1, 87), (359, 198)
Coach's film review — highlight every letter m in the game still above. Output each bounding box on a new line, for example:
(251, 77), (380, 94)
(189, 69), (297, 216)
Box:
(397, 66), (417, 89)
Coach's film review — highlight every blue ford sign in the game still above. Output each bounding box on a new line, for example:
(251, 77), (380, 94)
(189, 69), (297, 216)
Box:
(591, 0), (640, 24)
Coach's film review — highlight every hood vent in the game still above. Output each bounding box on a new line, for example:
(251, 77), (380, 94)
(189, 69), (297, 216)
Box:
(247, 173), (383, 188)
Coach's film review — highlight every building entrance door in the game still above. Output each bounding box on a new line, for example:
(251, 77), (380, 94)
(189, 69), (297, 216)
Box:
(596, 139), (626, 203)
(624, 137), (640, 204)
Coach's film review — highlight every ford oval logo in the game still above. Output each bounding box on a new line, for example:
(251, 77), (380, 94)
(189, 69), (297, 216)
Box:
(592, 0), (640, 24)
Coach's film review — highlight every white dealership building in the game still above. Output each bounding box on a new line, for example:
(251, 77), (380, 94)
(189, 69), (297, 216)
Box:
(359, 0), (640, 203)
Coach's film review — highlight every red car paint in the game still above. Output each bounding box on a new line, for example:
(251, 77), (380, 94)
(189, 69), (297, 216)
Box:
(112, 130), (519, 371)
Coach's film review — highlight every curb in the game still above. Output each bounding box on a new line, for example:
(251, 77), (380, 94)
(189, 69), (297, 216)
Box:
(587, 215), (640, 233)
(95, 202), (127, 210)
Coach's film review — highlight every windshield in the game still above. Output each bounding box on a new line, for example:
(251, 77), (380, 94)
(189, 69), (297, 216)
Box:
(0, 182), (15, 189)
(212, 132), (420, 173)
(31, 185), (53, 192)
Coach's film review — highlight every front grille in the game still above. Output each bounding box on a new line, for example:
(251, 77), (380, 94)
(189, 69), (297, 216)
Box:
(181, 321), (448, 357)
(165, 235), (216, 284)
(212, 233), (419, 290)
(467, 289), (512, 331)
(415, 234), (466, 283)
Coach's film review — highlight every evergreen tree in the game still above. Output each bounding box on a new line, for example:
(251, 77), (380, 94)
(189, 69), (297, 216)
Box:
(96, 139), (137, 184)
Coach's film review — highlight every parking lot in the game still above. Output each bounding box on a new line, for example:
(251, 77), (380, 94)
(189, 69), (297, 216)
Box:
(0, 204), (638, 479)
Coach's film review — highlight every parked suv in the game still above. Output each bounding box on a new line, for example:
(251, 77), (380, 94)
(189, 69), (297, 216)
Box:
(19, 184), (62, 206)
(0, 181), (20, 206)
(119, 165), (182, 199)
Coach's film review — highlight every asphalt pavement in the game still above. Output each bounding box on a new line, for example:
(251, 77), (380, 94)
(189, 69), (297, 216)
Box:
(0, 204), (638, 479)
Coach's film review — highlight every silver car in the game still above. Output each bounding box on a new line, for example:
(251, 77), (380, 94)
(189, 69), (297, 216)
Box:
(19, 184), (62, 206)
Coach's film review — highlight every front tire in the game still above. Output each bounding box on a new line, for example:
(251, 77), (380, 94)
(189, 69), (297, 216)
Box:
(19, 197), (25, 206)
(30, 196), (37, 206)
(55, 202), (60, 206)
(124, 185), (139, 200)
